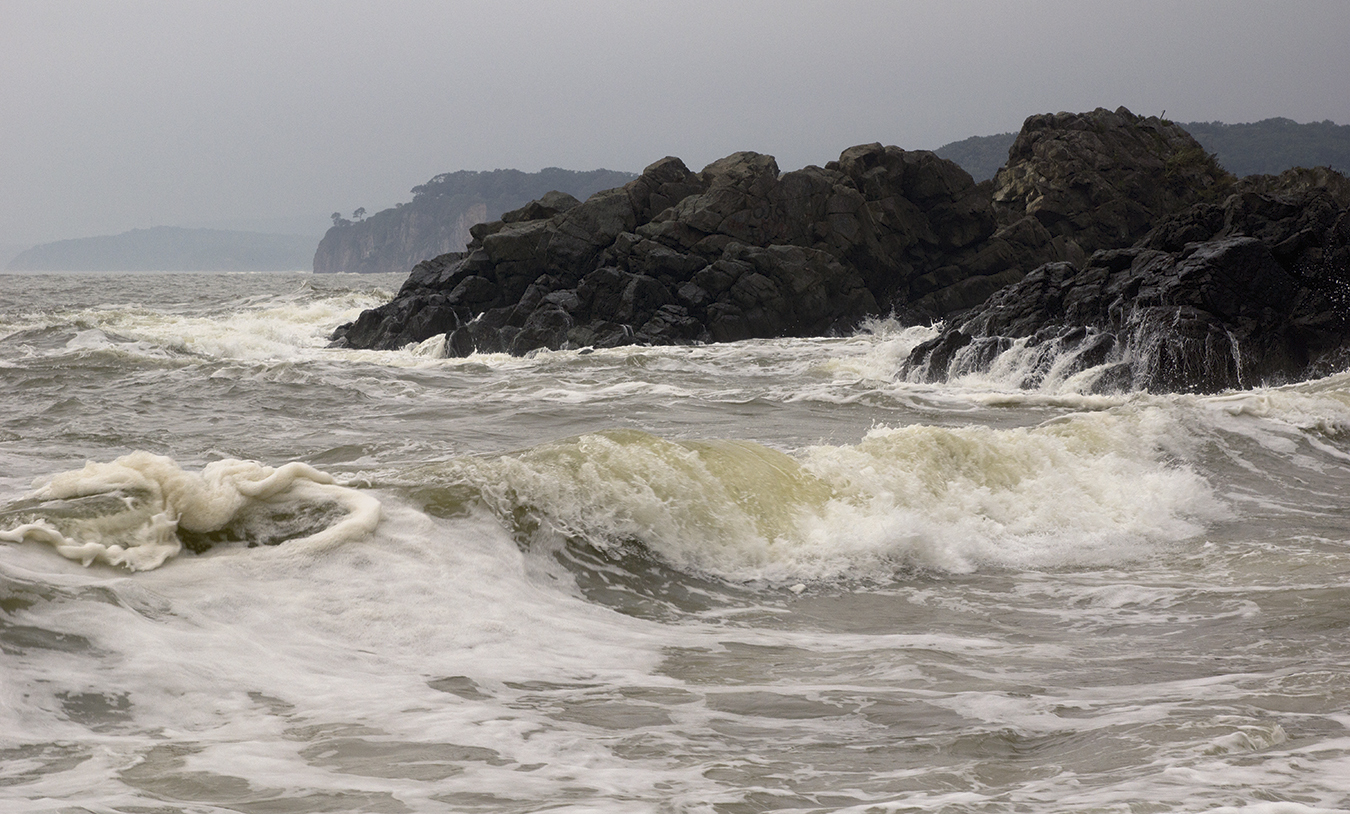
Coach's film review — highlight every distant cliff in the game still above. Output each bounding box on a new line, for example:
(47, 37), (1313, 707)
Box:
(936, 117), (1350, 182)
(7, 227), (314, 271)
(313, 167), (637, 274)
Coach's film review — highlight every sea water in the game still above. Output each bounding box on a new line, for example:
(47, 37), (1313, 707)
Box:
(2, 271), (1349, 813)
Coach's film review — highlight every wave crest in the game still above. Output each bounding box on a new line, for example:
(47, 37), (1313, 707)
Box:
(437, 414), (1224, 582)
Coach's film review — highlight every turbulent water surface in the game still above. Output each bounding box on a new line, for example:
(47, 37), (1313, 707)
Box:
(3, 271), (1350, 813)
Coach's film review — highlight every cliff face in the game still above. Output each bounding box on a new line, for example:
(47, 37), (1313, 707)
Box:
(312, 200), (488, 275)
(313, 168), (636, 274)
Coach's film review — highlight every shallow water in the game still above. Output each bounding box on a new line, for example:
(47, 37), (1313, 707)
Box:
(2, 271), (1349, 813)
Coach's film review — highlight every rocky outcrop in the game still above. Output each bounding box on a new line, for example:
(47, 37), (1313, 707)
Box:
(990, 107), (1235, 259)
(332, 107), (1349, 393)
(313, 168), (637, 274)
(332, 144), (1038, 353)
(903, 167), (1350, 392)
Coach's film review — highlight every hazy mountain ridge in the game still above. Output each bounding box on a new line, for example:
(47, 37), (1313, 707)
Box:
(1183, 118), (1350, 176)
(313, 168), (637, 274)
(933, 133), (1019, 185)
(6, 227), (315, 272)
(937, 117), (1350, 182)
(12, 120), (1345, 274)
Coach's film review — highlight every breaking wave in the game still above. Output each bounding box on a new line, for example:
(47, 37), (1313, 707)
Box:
(432, 405), (1226, 582)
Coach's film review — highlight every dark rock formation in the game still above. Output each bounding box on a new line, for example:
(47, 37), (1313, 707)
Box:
(333, 106), (1349, 393)
(904, 167), (1350, 392)
(990, 107), (1235, 259)
(333, 144), (1037, 353)
(313, 168), (637, 274)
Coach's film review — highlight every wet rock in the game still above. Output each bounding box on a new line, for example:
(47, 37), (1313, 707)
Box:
(334, 144), (1000, 355)
(904, 166), (1350, 392)
(332, 109), (1348, 391)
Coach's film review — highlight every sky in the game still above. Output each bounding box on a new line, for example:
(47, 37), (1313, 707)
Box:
(3, 0), (1349, 249)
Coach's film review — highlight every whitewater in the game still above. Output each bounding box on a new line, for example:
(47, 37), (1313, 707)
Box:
(2, 271), (1349, 813)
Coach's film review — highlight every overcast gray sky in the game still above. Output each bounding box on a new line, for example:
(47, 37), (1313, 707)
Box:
(3, 0), (1348, 247)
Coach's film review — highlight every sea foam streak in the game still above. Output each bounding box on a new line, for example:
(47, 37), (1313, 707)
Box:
(0, 452), (381, 570)
(440, 405), (1225, 582)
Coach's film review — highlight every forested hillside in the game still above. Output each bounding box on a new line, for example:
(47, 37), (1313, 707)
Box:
(1182, 118), (1350, 176)
(313, 168), (636, 274)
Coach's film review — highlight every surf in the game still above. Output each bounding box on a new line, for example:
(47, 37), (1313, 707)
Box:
(424, 404), (1227, 584)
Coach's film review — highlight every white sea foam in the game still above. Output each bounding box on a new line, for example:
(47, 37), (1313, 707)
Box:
(0, 453), (381, 570)
(444, 403), (1224, 582)
(1201, 373), (1350, 438)
(0, 277), (394, 366)
(9, 272), (1350, 812)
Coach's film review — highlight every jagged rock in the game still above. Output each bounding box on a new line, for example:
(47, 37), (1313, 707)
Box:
(333, 143), (1004, 354)
(332, 110), (1350, 393)
(991, 106), (1235, 256)
(904, 166), (1350, 392)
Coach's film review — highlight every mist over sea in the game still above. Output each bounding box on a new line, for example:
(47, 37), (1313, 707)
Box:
(3, 271), (1349, 813)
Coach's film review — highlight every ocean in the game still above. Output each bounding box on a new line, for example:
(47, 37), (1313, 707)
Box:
(2, 271), (1349, 813)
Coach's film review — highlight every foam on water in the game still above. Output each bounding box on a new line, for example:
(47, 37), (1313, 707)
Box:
(0, 453), (381, 570)
(6, 273), (1350, 811)
(14, 495), (1329, 814)
(437, 401), (1225, 582)
(1201, 371), (1350, 439)
(0, 275), (396, 366)
(0, 498), (719, 812)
